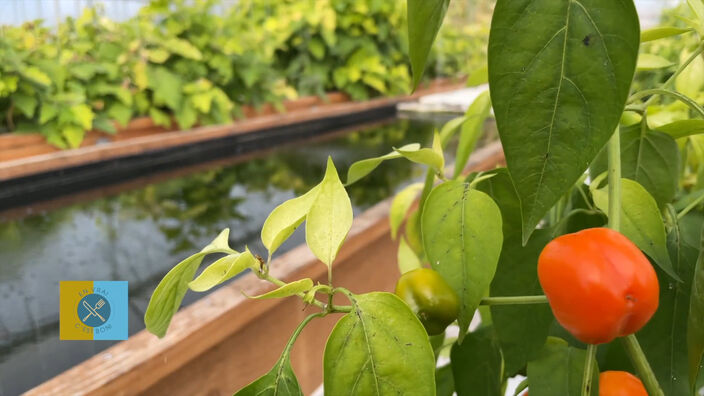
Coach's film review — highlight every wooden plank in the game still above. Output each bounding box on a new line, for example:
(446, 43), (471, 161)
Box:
(24, 141), (503, 396)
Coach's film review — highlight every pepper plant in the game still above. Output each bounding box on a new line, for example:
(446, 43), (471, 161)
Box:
(145, 0), (704, 394)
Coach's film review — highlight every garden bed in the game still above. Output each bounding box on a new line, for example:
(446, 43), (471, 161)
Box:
(0, 79), (461, 181)
(24, 141), (504, 396)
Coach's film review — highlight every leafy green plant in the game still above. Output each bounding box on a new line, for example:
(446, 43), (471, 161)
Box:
(145, 0), (704, 395)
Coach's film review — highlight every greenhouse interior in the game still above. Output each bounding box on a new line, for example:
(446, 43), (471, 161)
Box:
(1, 0), (704, 395)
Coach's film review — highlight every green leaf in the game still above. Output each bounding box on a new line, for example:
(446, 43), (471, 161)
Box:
(407, 0), (450, 89)
(396, 132), (444, 174)
(162, 38), (203, 60)
(422, 181), (503, 342)
(688, 224), (704, 390)
(475, 168), (522, 235)
(246, 278), (314, 300)
(145, 229), (232, 338)
(397, 236), (422, 275)
(323, 292), (436, 395)
(71, 104), (94, 130)
(306, 157), (353, 266)
(638, 213), (703, 395)
(453, 91), (491, 178)
(262, 185), (321, 257)
(308, 37), (325, 60)
(439, 116), (467, 145)
(676, 49), (704, 100)
(345, 143), (421, 185)
(146, 48), (170, 64)
(62, 125), (85, 149)
(450, 326), (503, 396)
(466, 65), (488, 87)
(147, 66), (183, 110)
(637, 54), (674, 71)
(592, 178), (680, 281)
(591, 122), (680, 208)
(488, 0), (640, 243)
(149, 107), (172, 128)
(93, 116), (117, 135)
(39, 103), (58, 124)
(527, 339), (599, 396)
(390, 182), (423, 239)
(188, 249), (258, 292)
(435, 364), (455, 396)
(20, 66), (51, 87)
(13, 93), (37, 117)
(641, 26), (692, 42)
(108, 103), (133, 127)
(658, 120), (704, 140)
(235, 356), (302, 396)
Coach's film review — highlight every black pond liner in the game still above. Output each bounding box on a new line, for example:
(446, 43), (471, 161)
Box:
(0, 104), (397, 210)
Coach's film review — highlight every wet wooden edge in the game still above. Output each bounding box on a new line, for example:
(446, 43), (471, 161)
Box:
(0, 80), (462, 180)
(23, 141), (504, 396)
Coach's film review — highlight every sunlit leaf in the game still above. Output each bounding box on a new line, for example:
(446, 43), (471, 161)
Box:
(396, 132), (444, 174)
(188, 248), (258, 292)
(397, 236), (422, 275)
(345, 143), (421, 185)
(245, 278), (314, 300)
(641, 26), (692, 42)
(390, 182), (423, 239)
(261, 185), (321, 256)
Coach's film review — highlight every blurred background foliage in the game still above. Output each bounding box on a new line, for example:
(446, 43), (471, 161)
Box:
(0, 0), (490, 148)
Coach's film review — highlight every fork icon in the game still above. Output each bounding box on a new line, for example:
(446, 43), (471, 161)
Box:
(82, 299), (107, 322)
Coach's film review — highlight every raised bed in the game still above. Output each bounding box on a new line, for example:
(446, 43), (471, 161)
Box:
(24, 141), (505, 396)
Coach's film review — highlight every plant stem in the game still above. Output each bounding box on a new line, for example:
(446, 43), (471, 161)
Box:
(607, 128), (621, 231)
(479, 295), (548, 305)
(628, 88), (704, 118)
(643, 41), (704, 108)
(582, 344), (597, 396)
(621, 334), (664, 396)
(678, 190), (704, 220)
(282, 312), (325, 356)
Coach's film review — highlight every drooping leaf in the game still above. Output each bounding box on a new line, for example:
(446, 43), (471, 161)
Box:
(397, 236), (422, 275)
(261, 185), (321, 256)
(688, 224), (704, 390)
(246, 278), (314, 300)
(323, 292), (435, 395)
(395, 132), (444, 174)
(188, 249), (259, 292)
(145, 229), (232, 337)
(638, 212), (703, 395)
(591, 122), (680, 208)
(450, 326), (503, 396)
(390, 182), (424, 239)
(306, 157), (353, 266)
(592, 178), (680, 281)
(407, 0), (450, 89)
(453, 91), (492, 178)
(641, 26), (693, 42)
(488, 0), (640, 243)
(345, 143), (421, 185)
(422, 181), (503, 342)
(658, 120), (704, 140)
(527, 338), (599, 396)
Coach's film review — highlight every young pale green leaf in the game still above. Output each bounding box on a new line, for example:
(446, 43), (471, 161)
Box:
(439, 116), (467, 145)
(637, 54), (674, 71)
(641, 26), (693, 42)
(638, 213), (703, 395)
(306, 157), (353, 266)
(422, 181), (503, 342)
(397, 236), (422, 275)
(407, 0), (450, 90)
(261, 185), (321, 256)
(592, 179), (680, 281)
(453, 91), (491, 178)
(390, 182), (424, 239)
(676, 49), (704, 99)
(527, 339), (599, 396)
(591, 123), (680, 208)
(145, 229), (232, 337)
(688, 0), (704, 31)
(345, 143), (421, 185)
(323, 292), (436, 395)
(450, 326), (503, 396)
(396, 132), (444, 174)
(489, 0), (640, 243)
(188, 248), (259, 292)
(234, 355), (303, 396)
(245, 278), (314, 300)
(658, 120), (704, 140)
(466, 65), (488, 87)
(688, 224), (704, 390)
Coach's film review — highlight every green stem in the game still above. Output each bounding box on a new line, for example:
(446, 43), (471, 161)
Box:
(582, 344), (597, 396)
(480, 295), (548, 305)
(678, 190), (704, 220)
(621, 334), (664, 396)
(643, 41), (704, 108)
(263, 274), (350, 311)
(628, 88), (704, 118)
(282, 312), (325, 356)
(607, 129), (621, 231)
